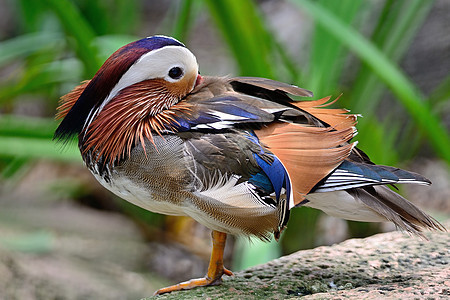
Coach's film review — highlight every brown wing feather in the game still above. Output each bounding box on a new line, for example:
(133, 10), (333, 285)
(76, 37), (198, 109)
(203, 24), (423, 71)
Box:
(256, 122), (356, 205)
(292, 96), (358, 130)
(255, 95), (358, 205)
(256, 122), (356, 149)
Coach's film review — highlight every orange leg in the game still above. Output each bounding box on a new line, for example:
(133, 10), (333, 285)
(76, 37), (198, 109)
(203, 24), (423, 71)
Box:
(154, 231), (233, 295)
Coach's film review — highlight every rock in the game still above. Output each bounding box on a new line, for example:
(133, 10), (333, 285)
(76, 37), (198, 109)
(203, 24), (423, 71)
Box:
(149, 220), (449, 299)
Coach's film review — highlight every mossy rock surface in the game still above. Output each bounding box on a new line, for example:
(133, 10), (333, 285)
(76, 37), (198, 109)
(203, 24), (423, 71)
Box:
(150, 221), (449, 299)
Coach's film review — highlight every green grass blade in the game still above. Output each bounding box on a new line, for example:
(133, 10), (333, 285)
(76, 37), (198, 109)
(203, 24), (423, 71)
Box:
(0, 115), (56, 139)
(0, 32), (62, 67)
(397, 74), (450, 160)
(271, 39), (302, 83)
(171, 0), (195, 41)
(0, 136), (80, 162)
(429, 75), (450, 107)
(345, 0), (434, 163)
(290, 0), (450, 162)
(0, 58), (82, 102)
(44, 0), (101, 77)
(15, 0), (43, 32)
(112, 0), (140, 34)
(204, 0), (274, 78)
(1, 157), (30, 179)
(348, 0), (434, 113)
(308, 0), (362, 96)
(356, 117), (400, 165)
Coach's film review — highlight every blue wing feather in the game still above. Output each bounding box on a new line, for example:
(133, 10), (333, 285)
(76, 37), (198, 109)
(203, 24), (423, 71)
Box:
(252, 154), (291, 202)
(246, 131), (291, 203)
(168, 95), (278, 131)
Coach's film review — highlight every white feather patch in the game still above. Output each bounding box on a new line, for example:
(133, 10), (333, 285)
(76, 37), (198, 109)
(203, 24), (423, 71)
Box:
(260, 107), (290, 114)
(305, 190), (386, 222)
(209, 110), (251, 121)
(198, 174), (270, 209)
(191, 121), (234, 130)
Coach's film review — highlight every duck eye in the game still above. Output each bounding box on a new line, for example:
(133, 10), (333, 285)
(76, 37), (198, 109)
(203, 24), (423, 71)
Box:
(168, 67), (183, 79)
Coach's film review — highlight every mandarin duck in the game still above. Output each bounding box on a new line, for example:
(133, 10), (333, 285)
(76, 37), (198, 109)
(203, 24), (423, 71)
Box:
(55, 36), (444, 294)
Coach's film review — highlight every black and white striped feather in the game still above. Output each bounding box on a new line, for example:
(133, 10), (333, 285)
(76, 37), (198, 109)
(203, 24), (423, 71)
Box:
(313, 160), (431, 193)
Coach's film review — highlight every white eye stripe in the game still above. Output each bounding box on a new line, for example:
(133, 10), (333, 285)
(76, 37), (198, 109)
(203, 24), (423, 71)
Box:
(106, 46), (197, 105)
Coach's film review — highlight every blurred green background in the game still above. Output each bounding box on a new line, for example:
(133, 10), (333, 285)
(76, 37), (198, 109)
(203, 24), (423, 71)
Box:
(0, 0), (449, 297)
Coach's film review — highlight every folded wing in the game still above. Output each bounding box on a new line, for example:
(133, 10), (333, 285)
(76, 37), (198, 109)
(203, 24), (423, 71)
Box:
(176, 76), (444, 235)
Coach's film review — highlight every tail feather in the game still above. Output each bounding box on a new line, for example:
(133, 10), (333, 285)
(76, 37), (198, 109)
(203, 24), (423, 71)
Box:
(313, 161), (431, 193)
(347, 185), (445, 237)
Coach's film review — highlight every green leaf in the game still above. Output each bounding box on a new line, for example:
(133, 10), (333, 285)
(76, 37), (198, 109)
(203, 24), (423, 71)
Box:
(348, 0), (434, 114)
(308, 0), (362, 96)
(0, 32), (62, 67)
(0, 58), (82, 102)
(0, 115), (56, 139)
(429, 74), (450, 108)
(1, 157), (30, 179)
(290, 0), (450, 162)
(44, 0), (101, 77)
(204, 0), (275, 78)
(0, 136), (80, 162)
(171, 0), (196, 42)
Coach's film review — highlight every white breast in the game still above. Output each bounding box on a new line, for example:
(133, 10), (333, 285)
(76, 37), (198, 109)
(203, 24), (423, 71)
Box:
(92, 171), (187, 216)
